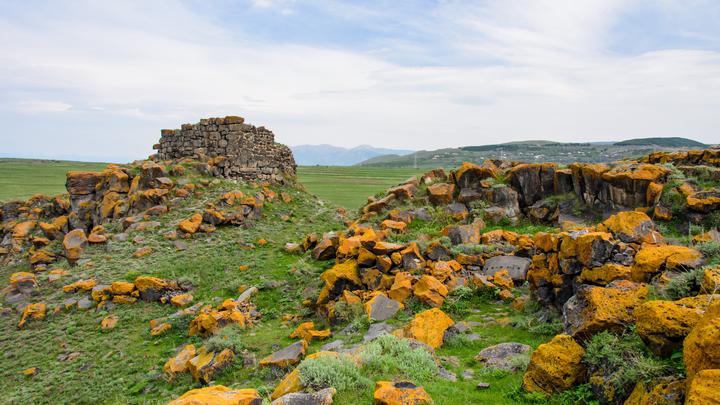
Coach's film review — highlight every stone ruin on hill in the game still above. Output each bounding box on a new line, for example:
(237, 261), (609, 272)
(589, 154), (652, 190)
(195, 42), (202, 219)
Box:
(153, 116), (296, 183)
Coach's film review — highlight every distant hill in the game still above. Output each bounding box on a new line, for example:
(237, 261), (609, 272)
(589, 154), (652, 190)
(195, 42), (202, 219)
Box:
(614, 137), (707, 148)
(358, 139), (707, 168)
(291, 144), (413, 166)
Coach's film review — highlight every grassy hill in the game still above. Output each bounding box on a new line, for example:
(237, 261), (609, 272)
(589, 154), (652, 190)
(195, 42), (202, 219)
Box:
(614, 137), (707, 147)
(358, 140), (707, 167)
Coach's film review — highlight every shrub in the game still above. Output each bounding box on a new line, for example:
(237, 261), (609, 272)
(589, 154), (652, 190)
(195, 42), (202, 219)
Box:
(697, 241), (720, 265)
(204, 325), (244, 353)
(662, 267), (705, 300)
(298, 355), (369, 392)
(332, 301), (365, 326)
(359, 334), (438, 381)
(583, 331), (674, 401)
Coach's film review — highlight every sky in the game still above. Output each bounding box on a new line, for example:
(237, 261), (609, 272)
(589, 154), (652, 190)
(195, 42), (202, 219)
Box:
(1, 0), (719, 162)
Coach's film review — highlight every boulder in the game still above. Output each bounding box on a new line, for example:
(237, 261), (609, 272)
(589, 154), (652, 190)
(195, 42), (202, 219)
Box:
(9, 272), (37, 294)
(526, 198), (559, 224)
(404, 308), (454, 349)
(624, 377), (685, 405)
(474, 342), (532, 371)
(164, 344), (196, 379)
(365, 293), (402, 321)
(522, 334), (586, 395)
(577, 263), (632, 286)
(427, 183), (455, 205)
(17, 302), (46, 329)
(188, 347), (235, 383)
(380, 219), (407, 233)
(62, 279), (97, 293)
(271, 388), (336, 405)
(506, 163), (557, 207)
(388, 272), (414, 303)
(259, 340), (308, 368)
(311, 238), (337, 261)
(452, 161), (499, 189)
(66, 171), (100, 195)
(686, 369), (720, 405)
(446, 219), (484, 245)
(100, 315), (118, 331)
(482, 256), (531, 282)
(563, 280), (648, 339)
(178, 213), (203, 234)
(167, 386), (261, 405)
(684, 301), (720, 383)
(62, 229), (87, 264)
(575, 232), (614, 268)
(701, 267), (720, 294)
(373, 381), (433, 405)
(598, 211), (662, 244)
(635, 295), (714, 357)
(412, 275), (448, 308)
(632, 244), (704, 281)
(289, 322), (331, 343)
(316, 260), (362, 305)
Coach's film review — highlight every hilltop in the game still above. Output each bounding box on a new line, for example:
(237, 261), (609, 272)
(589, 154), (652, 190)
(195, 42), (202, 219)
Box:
(1, 117), (719, 404)
(358, 138), (711, 168)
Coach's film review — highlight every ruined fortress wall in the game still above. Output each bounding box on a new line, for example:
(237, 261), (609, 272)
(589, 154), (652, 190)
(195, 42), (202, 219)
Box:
(155, 116), (296, 182)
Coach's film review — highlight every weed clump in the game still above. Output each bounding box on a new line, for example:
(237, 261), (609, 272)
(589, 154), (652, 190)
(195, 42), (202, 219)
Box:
(204, 325), (244, 353)
(359, 334), (438, 381)
(298, 355), (369, 391)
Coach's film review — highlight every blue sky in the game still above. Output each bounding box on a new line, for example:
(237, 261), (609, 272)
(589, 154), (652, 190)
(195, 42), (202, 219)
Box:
(1, 0), (719, 162)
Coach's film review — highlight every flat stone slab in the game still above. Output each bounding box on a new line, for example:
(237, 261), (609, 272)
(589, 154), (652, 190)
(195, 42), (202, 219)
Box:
(483, 255), (532, 281)
(367, 294), (401, 321)
(363, 322), (394, 342)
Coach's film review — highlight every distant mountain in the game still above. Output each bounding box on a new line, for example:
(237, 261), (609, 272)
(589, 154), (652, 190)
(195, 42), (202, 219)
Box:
(614, 137), (707, 148)
(291, 144), (413, 166)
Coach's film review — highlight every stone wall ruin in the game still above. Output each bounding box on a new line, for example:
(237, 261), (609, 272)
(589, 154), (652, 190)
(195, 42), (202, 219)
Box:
(154, 116), (296, 183)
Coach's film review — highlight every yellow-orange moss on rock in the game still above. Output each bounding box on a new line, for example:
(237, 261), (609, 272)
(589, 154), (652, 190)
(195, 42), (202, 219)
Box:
(316, 260), (361, 305)
(597, 211), (661, 244)
(18, 302), (46, 329)
(167, 386), (261, 405)
(188, 347), (235, 383)
(522, 334), (586, 396)
(412, 275), (448, 308)
(701, 267), (720, 294)
(635, 295), (714, 357)
(624, 378), (685, 405)
(270, 351), (342, 400)
(684, 301), (720, 384)
(631, 244), (703, 281)
(577, 263), (632, 286)
(373, 381), (434, 405)
(685, 369), (720, 405)
(563, 281), (648, 339)
(403, 308), (454, 349)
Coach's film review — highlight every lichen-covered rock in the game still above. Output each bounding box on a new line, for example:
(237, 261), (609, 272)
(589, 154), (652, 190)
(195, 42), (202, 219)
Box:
(445, 219), (484, 245)
(404, 308), (454, 349)
(577, 263), (632, 286)
(563, 280), (648, 339)
(311, 238), (336, 261)
(164, 344), (196, 379)
(62, 229), (87, 264)
(9, 272), (37, 294)
(316, 260), (361, 305)
(101, 314), (118, 331)
(270, 351), (341, 400)
(18, 302), (46, 329)
(259, 340), (308, 368)
(427, 183), (455, 205)
(701, 267), (720, 294)
(188, 347), (235, 383)
(134, 276), (178, 301)
(412, 275), (448, 308)
(167, 385), (261, 405)
(632, 244), (703, 281)
(271, 388), (336, 405)
(62, 279), (97, 293)
(597, 211), (662, 244)
(635, 295), (714, 357)
(373, 381), (434, 405)
(388, 272), (414, 303)
(624, 377), (685, 405)
(684, 301), (720, 383)
(110, 281), (135, 295)
(522, 334), (586, 395)
(685, 369), (720, 405)
(170, 294), (194, 307)
(178, 213), (203, 235)
(474, 342), (532, 371)
(575, 232), (614, 268)
(289, 321), (331, 343)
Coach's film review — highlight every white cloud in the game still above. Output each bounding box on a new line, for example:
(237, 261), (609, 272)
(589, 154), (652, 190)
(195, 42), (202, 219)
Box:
(0, 0), (719, 162)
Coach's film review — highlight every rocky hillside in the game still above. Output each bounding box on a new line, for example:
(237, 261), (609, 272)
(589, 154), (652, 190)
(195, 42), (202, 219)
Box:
(1, 126), (719, 404)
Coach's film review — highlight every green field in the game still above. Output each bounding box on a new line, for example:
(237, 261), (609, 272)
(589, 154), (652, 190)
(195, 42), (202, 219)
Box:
(0, 159), (425, 211)
(0, 158), (108, 202)
(297, 166), (425, 210)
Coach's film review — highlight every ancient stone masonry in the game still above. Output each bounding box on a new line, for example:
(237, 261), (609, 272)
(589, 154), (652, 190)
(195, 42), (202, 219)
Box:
(154, 116), (296, 183)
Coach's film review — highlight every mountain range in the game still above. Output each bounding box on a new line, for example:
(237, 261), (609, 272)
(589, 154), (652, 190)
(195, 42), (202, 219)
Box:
(290, 144), (413, 166)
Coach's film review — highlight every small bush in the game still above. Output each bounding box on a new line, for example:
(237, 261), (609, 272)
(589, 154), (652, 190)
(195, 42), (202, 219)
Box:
(359, 334), (438, 381)
(332, 301), (365, 325)
(298, 355), (369, 392)
(583, 331), (674, 401)
(204, 325), (244, 353)
(697, 241), (720, 264)
(662, 267), (705, 300)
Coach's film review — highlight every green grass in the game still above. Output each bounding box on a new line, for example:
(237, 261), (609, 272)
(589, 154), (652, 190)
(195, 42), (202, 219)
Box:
(0, 158), (108, 202)
(297, 166), (424, 210)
